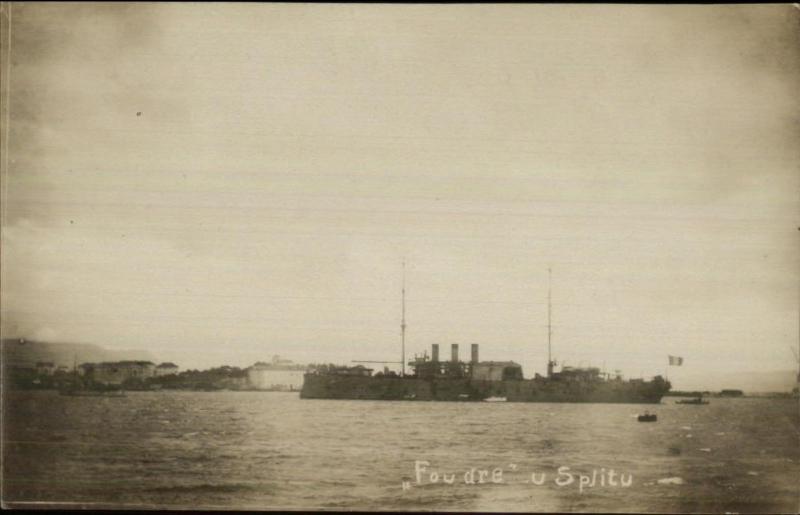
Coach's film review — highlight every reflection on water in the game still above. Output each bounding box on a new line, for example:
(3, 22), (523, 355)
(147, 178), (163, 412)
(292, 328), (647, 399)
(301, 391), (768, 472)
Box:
(3, 391), (798, 512)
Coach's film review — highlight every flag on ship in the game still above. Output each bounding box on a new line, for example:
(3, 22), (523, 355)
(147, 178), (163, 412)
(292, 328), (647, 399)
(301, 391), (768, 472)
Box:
(668, 355), (684, 366)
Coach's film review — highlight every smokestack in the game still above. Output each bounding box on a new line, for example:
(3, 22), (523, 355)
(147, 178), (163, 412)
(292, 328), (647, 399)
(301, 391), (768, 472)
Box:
(431, 343), (439, 362)
(471, 343), (479, 363)
(451, 343), (459, 363)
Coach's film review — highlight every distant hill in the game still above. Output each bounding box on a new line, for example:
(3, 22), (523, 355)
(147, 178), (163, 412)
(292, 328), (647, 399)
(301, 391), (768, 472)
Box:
(718, 369), (798, 394)
(1, 338), (157, 368)
(673, 368), (799, 393)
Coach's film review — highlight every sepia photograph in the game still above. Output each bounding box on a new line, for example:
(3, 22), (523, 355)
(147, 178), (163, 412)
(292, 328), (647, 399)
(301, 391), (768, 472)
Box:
(1, 2), (798, 512)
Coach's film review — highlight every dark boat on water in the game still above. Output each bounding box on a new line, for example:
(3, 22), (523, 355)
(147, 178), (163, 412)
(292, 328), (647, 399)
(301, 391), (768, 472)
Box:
(637, 413), (657, 422)
(59, 378), (127, 397)
(301, 269), (671, 404)
(676, 396), (708, 405)
(59, 387), (126, 397)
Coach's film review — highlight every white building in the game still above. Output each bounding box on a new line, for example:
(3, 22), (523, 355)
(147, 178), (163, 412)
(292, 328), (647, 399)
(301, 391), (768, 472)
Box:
(154, 362), (179, 376)
(246, 356), (305, 391)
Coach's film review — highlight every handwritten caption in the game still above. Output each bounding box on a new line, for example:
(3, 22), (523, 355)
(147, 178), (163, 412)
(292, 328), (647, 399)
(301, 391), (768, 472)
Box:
(402, 460), (633, 494)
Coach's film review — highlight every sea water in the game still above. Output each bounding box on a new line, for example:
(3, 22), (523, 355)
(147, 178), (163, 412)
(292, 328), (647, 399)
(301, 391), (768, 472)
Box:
(3, 391), (798, 512)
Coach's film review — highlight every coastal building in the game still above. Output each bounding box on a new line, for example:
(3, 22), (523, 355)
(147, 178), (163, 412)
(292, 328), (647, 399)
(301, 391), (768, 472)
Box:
(79, 361), (156, 385)
(154, 362), (179, 376)
(35, 362), (56, 376)
(246, 355), (306, 391)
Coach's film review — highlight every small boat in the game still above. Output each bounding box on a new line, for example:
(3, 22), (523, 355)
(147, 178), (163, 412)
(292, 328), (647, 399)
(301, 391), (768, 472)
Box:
(483, 396), (508, 402)
(60, 388), (126, 397)
(676, 396), (709, 405)
(637, 413), (657, 422)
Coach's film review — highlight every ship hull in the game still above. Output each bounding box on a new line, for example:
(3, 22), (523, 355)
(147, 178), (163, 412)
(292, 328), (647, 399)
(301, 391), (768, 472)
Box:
(300, 374), (668, 404)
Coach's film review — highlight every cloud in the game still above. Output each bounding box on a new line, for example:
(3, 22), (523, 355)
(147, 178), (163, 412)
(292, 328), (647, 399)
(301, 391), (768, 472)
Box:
(2, 4), (797, 386)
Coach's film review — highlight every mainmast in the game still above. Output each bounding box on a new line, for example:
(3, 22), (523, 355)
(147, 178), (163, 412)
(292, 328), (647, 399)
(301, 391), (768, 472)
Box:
(547, 267), (555, 378)
(401, 259), (406, 377)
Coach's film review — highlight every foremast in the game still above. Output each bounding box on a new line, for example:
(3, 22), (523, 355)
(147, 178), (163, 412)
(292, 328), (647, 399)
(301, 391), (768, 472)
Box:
(401, 259), (406, 377)
(546, 267), (557, 378)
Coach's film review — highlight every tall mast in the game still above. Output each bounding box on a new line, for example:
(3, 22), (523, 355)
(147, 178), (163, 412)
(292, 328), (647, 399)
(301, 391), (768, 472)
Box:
(401, 259), (406, 377)
(547, 267), (554, 378)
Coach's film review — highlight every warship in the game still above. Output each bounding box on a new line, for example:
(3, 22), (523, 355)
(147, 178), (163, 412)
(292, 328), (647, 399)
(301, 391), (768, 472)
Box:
(301, 268), (671, 403)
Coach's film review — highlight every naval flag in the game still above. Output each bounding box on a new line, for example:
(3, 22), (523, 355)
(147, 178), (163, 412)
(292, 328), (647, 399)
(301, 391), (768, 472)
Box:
(668, 355), (684, 366)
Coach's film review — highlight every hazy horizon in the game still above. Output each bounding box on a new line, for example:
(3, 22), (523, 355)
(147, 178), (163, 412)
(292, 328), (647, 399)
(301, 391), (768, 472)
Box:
(2, 4), (798, 391)
(3, 335), (798, 393)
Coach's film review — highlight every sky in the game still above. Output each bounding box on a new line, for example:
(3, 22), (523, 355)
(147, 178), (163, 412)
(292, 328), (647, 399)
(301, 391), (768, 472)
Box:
(2, 4), (798, 390)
